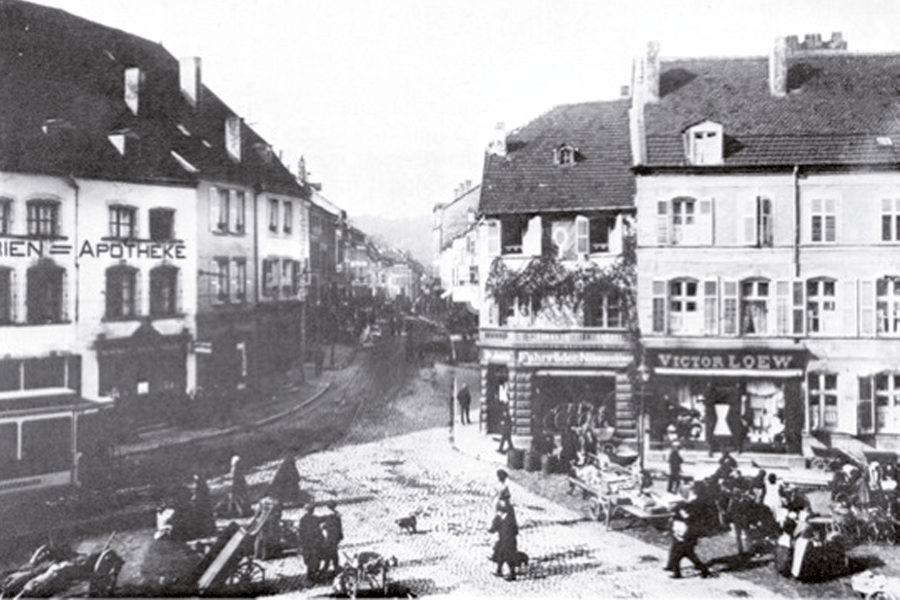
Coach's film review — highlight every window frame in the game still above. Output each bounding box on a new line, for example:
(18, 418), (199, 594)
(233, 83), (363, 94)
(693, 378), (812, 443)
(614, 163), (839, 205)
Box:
(806, 278), (837, 334)
(877, 277), (900, 336)
(808, 371), (838, 432)
(810, 198), (837, 243)
(268, 198), (279, 234)
(0, 199), (11, 235)
(881, 198), (900, 242)
(500, 216), (525, 255)
(233, 259), (247, 302)
(105, 265), (139, 320)
(149, 265), (178, 316)
(283, 201), (293, 235)
(213, 258), (230, 303)
(741, 279), (771, 336)
(26, 200), (60, 239)
(216, 188), (230, 233)
(0, 267), (13, 324)
(108, 204), (137, 240)
(668, 278), (700, 335)
(26, 262), (65, 324)
(148, 208), (175, 242)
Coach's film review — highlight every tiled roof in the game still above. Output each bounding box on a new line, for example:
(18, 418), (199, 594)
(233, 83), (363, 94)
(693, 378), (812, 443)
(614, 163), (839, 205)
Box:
(645, 53), (900, 167)
(0, 0), (303, 195)
(480, 100), (635, 215)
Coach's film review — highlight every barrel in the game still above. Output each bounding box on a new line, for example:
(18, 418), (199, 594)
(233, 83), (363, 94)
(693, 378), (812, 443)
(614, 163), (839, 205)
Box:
(507, 448), (525, 470)
(541, 454), (557, 475)
(524, 451), (541, 472)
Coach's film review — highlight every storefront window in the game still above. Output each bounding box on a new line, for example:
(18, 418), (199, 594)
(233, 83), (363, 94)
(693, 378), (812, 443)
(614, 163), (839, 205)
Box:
(808, 372), (838, 431)
(745, 380), (785, 443)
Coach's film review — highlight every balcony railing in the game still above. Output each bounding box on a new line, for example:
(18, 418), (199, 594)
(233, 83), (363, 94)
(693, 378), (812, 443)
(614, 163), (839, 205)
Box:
(480, 326), (630, 348)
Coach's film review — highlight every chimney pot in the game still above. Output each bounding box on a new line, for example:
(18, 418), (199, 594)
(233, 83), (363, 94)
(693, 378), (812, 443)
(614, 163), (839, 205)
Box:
(488, 122), (507, 157)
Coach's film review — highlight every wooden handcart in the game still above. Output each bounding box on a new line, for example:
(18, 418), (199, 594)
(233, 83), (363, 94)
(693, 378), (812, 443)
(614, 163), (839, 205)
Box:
(333, 551), (397, 599)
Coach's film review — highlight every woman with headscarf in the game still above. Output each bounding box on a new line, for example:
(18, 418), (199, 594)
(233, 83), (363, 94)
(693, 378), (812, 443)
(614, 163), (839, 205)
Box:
(489, 498), (520, 581)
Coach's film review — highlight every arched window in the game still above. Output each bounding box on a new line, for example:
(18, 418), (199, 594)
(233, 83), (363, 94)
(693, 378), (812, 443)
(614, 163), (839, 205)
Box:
(106, 265), (138, 319)
(150, 265), (178, 316)
(27, 260), (65, 324)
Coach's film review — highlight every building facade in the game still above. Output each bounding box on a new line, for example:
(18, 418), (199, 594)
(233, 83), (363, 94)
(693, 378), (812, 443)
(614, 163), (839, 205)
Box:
(477, 105), (638, 443)
(632, 34), (900, 455)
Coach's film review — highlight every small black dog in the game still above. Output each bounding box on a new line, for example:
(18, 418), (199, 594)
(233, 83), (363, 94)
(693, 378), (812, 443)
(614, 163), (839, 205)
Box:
(396, 515), (417, 534)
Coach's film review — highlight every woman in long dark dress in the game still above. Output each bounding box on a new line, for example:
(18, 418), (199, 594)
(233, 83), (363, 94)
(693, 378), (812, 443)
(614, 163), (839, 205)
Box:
(489, 499), (519, 581)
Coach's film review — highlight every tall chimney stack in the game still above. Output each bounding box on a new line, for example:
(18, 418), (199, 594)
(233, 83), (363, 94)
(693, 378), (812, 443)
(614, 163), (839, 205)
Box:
(487, 122), (507, 157)
(644, 41), (660, 103)
(769, 36), (788, 97)
(179, 57), (202, 106)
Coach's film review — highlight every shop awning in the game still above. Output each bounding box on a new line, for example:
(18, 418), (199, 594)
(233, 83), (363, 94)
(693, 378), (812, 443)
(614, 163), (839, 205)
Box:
(654, 368), (803, 378)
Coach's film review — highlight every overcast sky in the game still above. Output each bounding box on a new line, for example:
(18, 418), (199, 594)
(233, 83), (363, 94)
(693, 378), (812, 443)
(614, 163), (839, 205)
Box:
(32, 0), (900, 220)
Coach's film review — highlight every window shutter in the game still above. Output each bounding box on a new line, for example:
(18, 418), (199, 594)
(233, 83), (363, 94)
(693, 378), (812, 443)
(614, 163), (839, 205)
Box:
(229, 191), (238, 234)
(776, 280), (791, 335)
(210, 260), (219, 301)
(792, 280), (805, 335)
(234, 260), (240, 301)
(722, 279), (738, 335)
(524, 215), (542, 256)
(859, 376), (874, 434)
(487, 220), (501, 255)
(703, 279), (719, 335)
(176, 267), (183, 314)
(134, 268), (142, 316)
(9, 269), (16, 323)
(697, 197), (714, 245)
(208, 188), (217, 232)
(575, 216), (589, 255)
(742, 196), (758, 246)
(656, 201), (669, 245)
(651, 280), (666, 333)
(860, 280), (875, 336)
(842, 279), (857, 337)
(827, 198), (838, 243)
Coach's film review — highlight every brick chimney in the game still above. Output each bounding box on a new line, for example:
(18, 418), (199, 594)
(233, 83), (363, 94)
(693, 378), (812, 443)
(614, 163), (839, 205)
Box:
(487, 122), (506, 157)
(769, 36), (788, 97)
(644, 41), (660, 103)
(179, 57), (202, 106)
(124, 67), (141, 115)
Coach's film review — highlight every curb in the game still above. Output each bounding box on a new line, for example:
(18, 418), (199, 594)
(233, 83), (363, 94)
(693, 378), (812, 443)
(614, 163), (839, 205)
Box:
(121, 382), (334, 457)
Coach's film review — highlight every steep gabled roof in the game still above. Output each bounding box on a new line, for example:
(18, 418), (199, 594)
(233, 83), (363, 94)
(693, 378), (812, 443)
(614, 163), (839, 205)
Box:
(644, 53), (900, 167)
(480, 100), (635, 216)
(0, 0), (304, 196)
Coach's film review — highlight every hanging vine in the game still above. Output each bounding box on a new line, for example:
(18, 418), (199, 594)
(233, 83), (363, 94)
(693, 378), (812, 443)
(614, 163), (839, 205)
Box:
(484, 223), (648, 413)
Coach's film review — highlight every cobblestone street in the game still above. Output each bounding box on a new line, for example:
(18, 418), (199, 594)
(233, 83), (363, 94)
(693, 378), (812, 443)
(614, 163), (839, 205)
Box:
(258, 429), (777, 599)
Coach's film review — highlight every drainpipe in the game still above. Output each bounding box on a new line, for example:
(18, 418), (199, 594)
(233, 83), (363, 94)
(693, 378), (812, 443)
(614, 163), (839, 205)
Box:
(65, 174), (80, 322)
(792, 165), (801, 278)
(253, 184), (262, 391)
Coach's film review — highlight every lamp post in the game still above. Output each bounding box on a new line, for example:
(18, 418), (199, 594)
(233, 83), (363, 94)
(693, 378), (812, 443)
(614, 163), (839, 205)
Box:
(636, 363), (651, 475)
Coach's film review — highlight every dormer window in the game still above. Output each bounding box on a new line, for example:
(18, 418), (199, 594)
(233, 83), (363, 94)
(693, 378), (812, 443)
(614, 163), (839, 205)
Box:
(554, 144), (577, 167)
(683, 120), (723, 166)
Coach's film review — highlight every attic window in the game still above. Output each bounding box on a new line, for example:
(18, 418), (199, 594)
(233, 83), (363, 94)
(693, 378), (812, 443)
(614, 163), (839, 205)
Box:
(877, 136), (893, 147)
(683, 121), (724, 166)
(554, 144), (577, 167)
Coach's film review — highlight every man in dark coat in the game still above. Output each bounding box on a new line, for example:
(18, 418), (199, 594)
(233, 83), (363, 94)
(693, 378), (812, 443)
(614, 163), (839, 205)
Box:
(497, 406), (514, 454)
(665, 494), (713, 579)
(268, 455), (302, 506)
(189, 472), (216, 539)
(298, 503), (323, 581)
(457, 384), (472, 425)
(489, 499), (519, 581)
(320, 500), (344, 575)
(667, 442), (684, 494)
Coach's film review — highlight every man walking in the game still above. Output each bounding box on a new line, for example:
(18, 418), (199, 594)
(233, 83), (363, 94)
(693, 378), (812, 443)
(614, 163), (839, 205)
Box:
(320, 500), (344, 575)
(457, 384), (472, 425)
(668, 441), (684, 494)
(498, 406), (514, 454)
(298, 502), (323, 582)
(665, 489), (713, 579)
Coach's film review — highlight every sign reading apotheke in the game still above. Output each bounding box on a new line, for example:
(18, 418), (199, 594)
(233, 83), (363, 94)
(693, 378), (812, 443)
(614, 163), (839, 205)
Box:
(649, 348), (807, 371)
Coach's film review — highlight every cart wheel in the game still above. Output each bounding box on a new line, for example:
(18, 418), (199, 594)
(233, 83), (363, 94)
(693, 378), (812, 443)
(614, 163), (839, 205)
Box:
(866, 522), (882, 544)
(226, 558), (265, 592)
(602, 443), (616, 455)
(588, 497), (605, 522)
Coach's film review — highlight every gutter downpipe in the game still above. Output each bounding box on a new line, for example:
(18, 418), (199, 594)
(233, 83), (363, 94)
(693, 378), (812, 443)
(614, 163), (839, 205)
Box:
(793, 165), (801, 278)
(65, 174), (80, 322)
